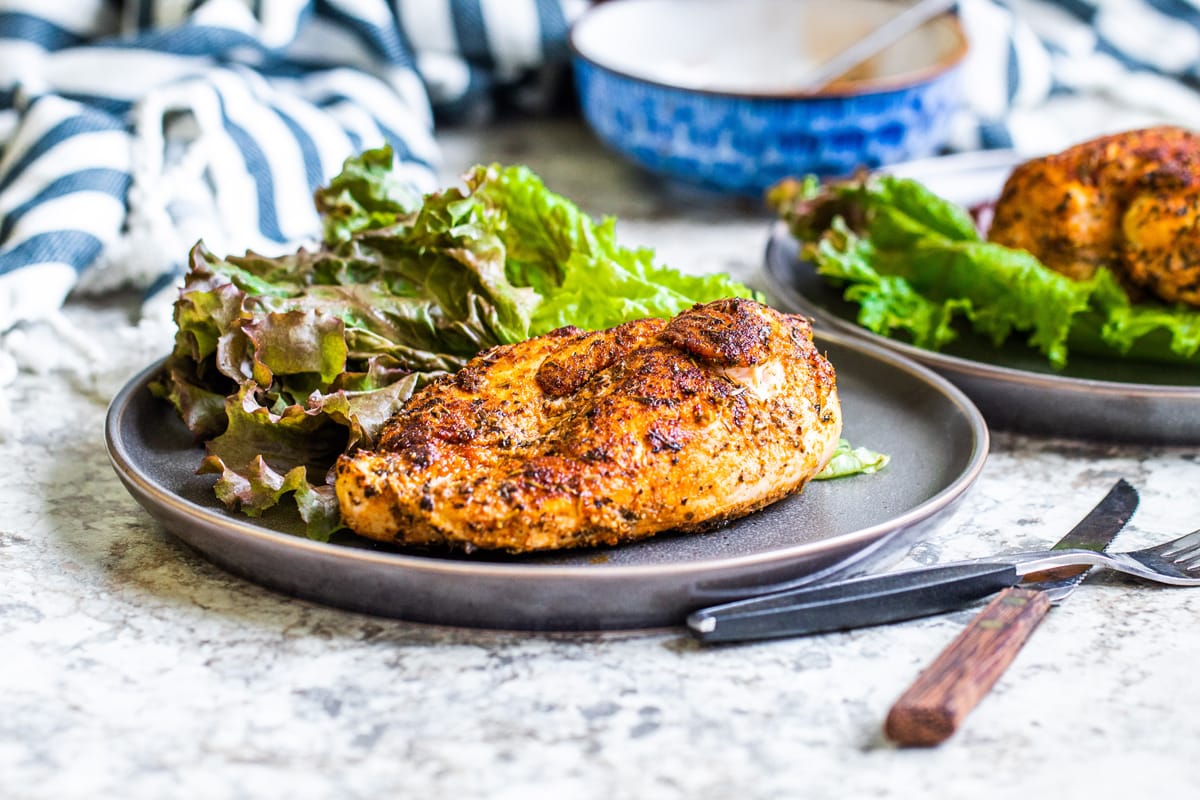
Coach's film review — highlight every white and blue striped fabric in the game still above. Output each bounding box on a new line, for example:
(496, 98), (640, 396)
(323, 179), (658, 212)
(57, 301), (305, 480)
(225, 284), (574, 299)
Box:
(954, 0), (1200, 152)
(4, 0), (1200, 341)
(0, 0), (586, 335)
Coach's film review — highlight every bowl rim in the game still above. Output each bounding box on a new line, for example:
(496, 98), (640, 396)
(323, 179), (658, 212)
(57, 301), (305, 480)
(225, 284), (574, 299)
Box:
(568, 0), (969, 100)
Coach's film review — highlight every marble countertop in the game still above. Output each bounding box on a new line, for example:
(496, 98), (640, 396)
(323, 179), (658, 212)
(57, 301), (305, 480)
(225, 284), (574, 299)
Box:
(4, 119), (1200, 799)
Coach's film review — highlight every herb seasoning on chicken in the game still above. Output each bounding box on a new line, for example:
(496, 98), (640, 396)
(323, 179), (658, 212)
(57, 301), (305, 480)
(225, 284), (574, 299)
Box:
(334, 298), (842, 553)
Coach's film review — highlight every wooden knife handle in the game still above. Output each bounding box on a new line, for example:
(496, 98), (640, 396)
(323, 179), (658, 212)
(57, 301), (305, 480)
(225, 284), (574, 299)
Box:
(883, 587), (1052, 747)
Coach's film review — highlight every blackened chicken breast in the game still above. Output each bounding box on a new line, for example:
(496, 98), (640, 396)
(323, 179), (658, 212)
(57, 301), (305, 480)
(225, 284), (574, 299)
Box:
(335, 298), (842, 553)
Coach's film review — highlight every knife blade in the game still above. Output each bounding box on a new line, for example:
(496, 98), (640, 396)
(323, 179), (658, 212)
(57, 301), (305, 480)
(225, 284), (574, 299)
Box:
(686, 479), (1139, 643)
(883, 478), (1138, 746)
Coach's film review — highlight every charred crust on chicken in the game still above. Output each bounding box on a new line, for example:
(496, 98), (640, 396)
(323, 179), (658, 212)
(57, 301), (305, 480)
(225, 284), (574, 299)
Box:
(334, 298), (843, 553)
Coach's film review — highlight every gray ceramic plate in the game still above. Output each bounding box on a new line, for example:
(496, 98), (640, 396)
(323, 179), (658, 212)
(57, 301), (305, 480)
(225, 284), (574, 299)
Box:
(764, 151), (1200, 444)
(105, 332), (988, 631)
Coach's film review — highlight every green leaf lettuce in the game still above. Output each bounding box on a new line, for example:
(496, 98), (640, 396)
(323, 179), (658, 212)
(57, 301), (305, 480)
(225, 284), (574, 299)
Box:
(814, 439), (890, 480)
(769, 173), (1200, 369)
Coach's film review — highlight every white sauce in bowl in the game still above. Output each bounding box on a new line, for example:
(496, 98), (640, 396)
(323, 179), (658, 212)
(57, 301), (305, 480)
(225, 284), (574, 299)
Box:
(571, 0), (966, 96)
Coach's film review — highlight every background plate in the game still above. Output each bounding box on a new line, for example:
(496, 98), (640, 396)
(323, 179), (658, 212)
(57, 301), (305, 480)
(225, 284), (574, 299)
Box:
(763, 150), (1200, 444)
(106, 332), (987, 631)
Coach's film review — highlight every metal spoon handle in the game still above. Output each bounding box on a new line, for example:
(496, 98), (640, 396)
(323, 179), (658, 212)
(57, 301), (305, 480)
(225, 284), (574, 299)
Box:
(803, 0), (958, 91)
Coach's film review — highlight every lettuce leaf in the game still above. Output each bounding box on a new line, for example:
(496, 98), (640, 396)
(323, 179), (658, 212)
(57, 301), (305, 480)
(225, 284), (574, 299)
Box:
(814, 439), (890, 480)
(153, 148), (757, 539)
(769, 173), (1200, 369)
(314, 146), (420, 244)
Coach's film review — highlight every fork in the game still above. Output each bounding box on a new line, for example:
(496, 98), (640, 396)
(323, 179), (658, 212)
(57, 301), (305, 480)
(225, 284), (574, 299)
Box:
(687, 528), (1200, 643)
(998, 527), (1200, 588)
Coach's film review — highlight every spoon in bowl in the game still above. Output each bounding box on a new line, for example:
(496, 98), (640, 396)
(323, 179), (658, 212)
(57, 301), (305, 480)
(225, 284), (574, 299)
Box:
(801, 0), (958, 91)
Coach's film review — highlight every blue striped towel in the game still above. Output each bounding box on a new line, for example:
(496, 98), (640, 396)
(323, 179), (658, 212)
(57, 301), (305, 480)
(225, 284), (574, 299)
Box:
(954, 0), (1200, 152)
(0, 0), (584, 337)
(4, 0), (1200, 345)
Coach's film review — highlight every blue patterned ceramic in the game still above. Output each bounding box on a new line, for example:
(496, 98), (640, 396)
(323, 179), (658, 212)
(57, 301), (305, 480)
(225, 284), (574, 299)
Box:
(570, 0), (969, 197)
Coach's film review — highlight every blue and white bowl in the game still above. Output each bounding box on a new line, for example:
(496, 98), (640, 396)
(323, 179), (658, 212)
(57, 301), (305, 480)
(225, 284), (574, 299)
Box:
(570, 0), (969, 196)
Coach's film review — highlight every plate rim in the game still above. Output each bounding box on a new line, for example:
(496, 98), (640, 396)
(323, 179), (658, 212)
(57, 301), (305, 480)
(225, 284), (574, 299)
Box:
(105, 330), (989, 586)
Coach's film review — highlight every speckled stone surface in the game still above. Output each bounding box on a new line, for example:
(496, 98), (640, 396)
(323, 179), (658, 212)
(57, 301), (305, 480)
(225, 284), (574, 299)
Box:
(4, 119), (1200, 799)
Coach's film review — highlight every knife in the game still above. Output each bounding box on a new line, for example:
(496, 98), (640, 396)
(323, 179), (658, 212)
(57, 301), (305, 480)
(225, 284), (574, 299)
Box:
(686, 479), (1139, 644)
(883, 478), (1138, 746)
